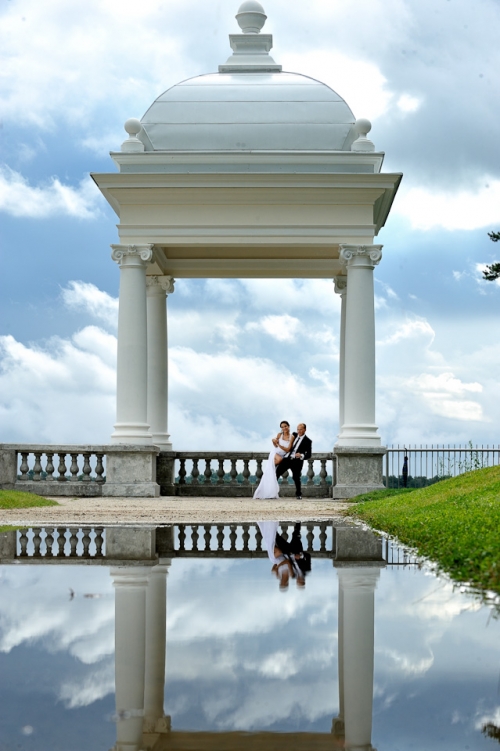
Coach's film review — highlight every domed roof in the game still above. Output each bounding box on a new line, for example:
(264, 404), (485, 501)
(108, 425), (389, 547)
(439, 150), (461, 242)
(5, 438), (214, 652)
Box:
(140, 71), (356, 152)
(137, 2), (357, 153)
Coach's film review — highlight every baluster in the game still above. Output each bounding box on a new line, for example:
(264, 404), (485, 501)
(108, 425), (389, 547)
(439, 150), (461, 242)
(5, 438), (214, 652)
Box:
(82, 527), (92, 557)
(280, 523), (289, 541)
(95, 453), (105, 483)
(32, 528), (42, 557)
(229, 459), (238, 485)
(32, 452), (42, 481)
(19, 530), (29, 557)
(45, 527), (55, 557)
(204, 524), (211, 552)
(178, 458), (186, 485)
(281, 469), (290, 485)
(191, 459), (200, 486)
(319, 522), (327, 553)
(217, 524), (224, 551)
(255, 524), (263, 552)
(217, 459), (225, 485)
(178, 525), (186, 551)
(307, 459), (315, 486)
(56, 528), (67, 557)
(191, 524), (199, 552)
(306, 523), (314, 551)
(320, 459), (328, 487)
(242, 523), (250, 552)
(229, 524), (237, 552)
(19, 452), (30, 480)
(45, 452), (55, 480)
(70, 453), (79, 481)
(94, 528), (104, 557)
(69, 527), (79, 556)
(57, 453), (68, 482)
(204, 459), (212, 485)
(255, 458), (263, 484)
(242, 460), (250, 486)
(82, 452), (92, 482)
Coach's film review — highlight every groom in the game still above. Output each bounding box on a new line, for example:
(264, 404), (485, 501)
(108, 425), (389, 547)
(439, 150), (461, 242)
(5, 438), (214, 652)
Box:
(275, 423), (312, 499)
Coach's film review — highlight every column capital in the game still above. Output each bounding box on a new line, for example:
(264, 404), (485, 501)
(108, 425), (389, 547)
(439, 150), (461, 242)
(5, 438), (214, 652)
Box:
(111, 244), (154, 266)
(333, 275), (347, 295)
(146, 275), (175, 295)
(339, 244), (383, 268)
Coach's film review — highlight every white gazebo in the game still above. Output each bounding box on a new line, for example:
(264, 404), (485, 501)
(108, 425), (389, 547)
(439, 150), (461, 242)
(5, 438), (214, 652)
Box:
(92, 1), (401, 497)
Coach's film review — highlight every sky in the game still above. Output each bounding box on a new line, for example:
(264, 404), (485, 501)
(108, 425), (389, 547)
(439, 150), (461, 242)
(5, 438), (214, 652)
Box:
(1, 0), (500, 451)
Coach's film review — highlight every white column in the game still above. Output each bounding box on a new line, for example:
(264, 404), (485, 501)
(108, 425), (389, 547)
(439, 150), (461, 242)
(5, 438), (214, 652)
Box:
(111, 244), (153, 444)
(334, 275), (347, 433)
(146, 276), (175, 450)
(111, 565), (152, 751)
(337, 245), (382, 447)
(143, 562), (171, 733)
(337, 567), (380, 751)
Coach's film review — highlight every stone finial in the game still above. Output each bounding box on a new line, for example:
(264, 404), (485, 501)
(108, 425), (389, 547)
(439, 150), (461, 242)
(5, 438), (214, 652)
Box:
(351, 118), (375, 153)
(121, 117), (145, 153)
(235, 1), (267, 34)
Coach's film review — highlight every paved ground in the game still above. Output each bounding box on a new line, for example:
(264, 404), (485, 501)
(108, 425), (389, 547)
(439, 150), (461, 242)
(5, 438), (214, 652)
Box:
(0, 496), (352, 526)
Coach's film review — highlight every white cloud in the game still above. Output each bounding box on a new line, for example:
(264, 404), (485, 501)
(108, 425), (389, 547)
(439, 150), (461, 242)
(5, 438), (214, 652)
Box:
(394, 178), (500, 231)
(406, 372), (484, 422)
(62, 281), (118, 329)
(378, 318), (435, 346)
(0, 166), (100, 219)
(246, 314), (301, 343)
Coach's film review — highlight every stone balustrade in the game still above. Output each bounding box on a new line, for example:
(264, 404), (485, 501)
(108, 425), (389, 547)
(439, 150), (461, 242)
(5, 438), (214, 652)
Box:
(0, 444), (109, 496)
(157, 451), (333, 498)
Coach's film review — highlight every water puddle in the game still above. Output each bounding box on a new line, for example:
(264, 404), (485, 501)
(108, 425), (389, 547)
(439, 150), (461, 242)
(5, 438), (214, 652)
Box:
(0, 522), (499, 750)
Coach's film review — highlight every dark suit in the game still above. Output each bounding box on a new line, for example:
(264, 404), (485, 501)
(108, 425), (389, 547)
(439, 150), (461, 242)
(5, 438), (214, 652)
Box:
(275, 523), (312, 577)
(275, 433), (312, 497)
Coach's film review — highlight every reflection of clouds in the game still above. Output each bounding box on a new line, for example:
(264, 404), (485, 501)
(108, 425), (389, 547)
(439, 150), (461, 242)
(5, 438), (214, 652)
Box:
(0, 565), (114, 709)
(59, 662), (115, 708)
(379, 647), (434, 677)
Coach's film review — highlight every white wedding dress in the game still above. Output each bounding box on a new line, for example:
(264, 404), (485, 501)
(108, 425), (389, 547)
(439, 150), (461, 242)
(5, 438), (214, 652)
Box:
(253, 437), (291, 499)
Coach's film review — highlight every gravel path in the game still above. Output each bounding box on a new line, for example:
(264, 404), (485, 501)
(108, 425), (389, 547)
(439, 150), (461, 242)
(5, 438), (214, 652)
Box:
(0, 496), (352, 525)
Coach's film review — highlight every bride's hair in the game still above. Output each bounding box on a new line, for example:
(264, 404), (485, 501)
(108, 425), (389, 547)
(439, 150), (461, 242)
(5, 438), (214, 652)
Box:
(280, 420), (290, 428)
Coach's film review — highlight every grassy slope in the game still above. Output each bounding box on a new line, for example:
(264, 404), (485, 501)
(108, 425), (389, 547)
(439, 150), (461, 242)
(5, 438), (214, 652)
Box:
(349, 465), (500, 593)
(0, 489), (59, 509)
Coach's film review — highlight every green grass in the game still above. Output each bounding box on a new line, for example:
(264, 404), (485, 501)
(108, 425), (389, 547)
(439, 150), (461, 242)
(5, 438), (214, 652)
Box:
(349, 465), (500, 594)
(0, 489), (59, 509)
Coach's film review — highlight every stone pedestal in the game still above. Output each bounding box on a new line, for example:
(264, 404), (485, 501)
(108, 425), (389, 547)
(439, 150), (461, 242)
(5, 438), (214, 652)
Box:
(106, 527), (157, 560)
(0, 448), (17, 490)
(333, 447), (386, 499)
(103, 446), (160, 498)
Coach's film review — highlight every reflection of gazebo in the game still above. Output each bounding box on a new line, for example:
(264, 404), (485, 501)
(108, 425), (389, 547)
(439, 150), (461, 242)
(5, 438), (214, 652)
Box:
(91, 1), (401, 497)
(0, 522), (385, 751)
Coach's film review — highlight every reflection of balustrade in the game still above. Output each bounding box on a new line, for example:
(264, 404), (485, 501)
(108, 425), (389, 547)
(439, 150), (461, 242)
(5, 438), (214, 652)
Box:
(16, 527), (104, 559)
(158, 452), (332, 497)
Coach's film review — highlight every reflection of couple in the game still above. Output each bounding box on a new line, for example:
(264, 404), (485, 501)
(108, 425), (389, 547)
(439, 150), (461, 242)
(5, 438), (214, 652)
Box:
(258, 521), (312, 590)
(253, 421), (312, 500)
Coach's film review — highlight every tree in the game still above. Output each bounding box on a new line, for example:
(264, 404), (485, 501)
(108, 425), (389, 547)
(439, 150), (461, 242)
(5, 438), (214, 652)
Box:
(483, 231), (500, 281)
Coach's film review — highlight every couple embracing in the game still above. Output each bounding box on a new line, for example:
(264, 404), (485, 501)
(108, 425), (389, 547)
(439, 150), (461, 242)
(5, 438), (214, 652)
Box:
(253, 421), (312, 500)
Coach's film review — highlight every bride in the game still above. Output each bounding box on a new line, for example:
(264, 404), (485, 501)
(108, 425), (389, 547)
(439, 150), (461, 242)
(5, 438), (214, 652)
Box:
(253, 421), (295, 500)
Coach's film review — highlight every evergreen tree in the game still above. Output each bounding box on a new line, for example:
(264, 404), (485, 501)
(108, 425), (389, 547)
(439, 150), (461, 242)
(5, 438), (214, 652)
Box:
(483, 231), (500, 281)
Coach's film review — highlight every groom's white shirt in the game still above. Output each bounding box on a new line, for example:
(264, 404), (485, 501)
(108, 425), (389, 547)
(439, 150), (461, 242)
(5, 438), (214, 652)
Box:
(290, 434), (305, 458)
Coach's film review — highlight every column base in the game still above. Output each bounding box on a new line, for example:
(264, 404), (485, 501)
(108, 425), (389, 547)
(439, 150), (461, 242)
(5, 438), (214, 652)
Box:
(336, 424), (381, 447)
(103, 446), (160, 498)
(150, 433), (172, 451)
(111, 423), (153, 445)
(333, 447), (386, 499)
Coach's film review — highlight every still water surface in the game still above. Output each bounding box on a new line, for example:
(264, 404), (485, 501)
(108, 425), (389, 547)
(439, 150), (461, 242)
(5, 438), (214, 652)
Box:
(0, 522), (499, 751)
